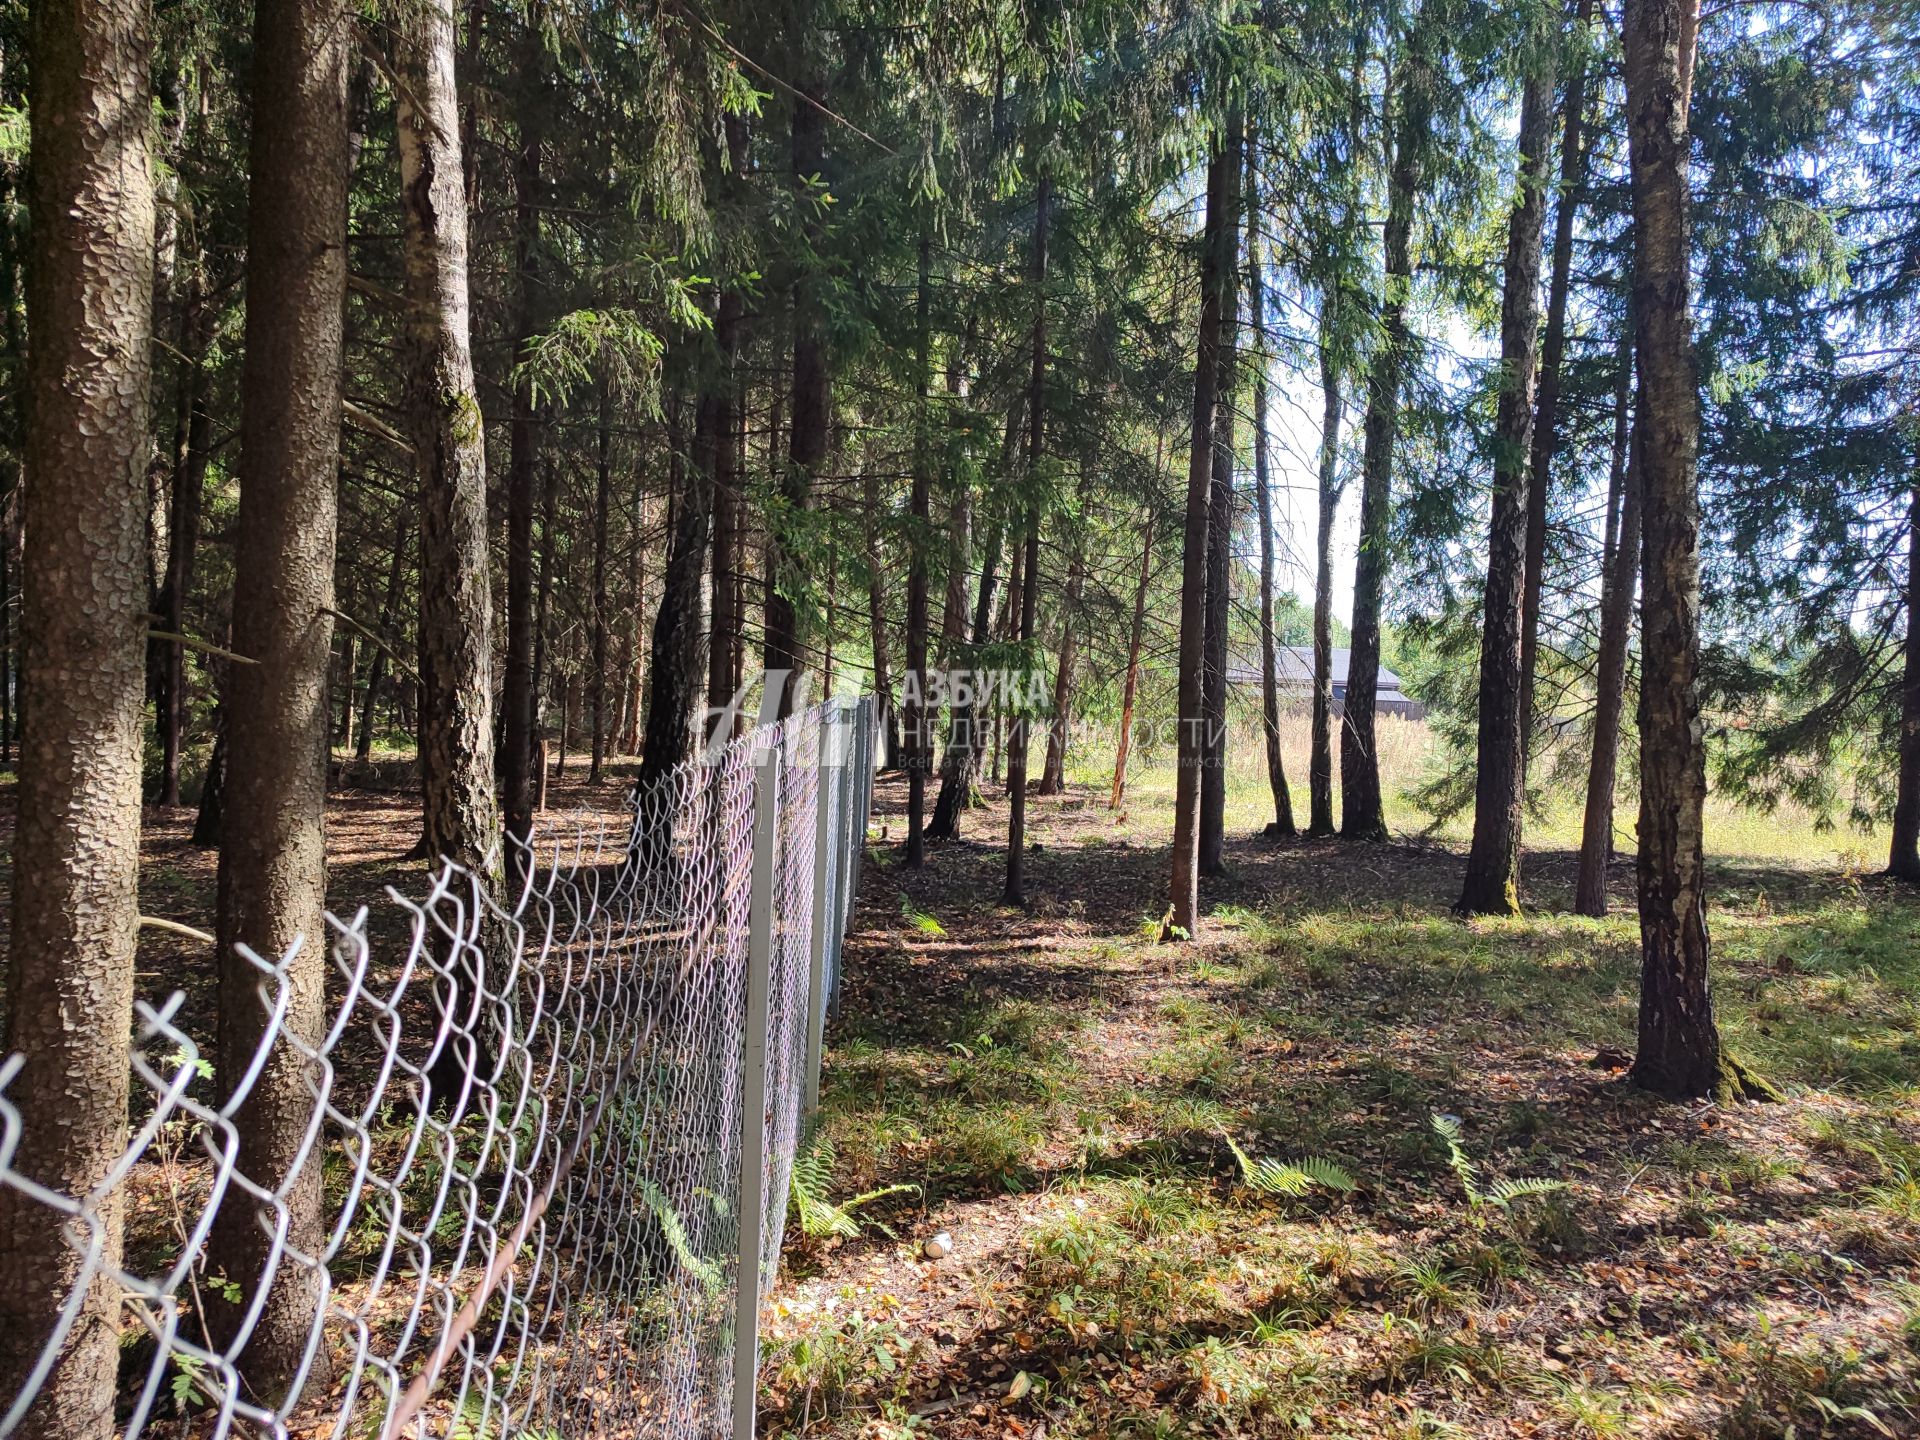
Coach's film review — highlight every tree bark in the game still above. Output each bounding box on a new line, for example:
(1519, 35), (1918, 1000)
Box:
(1576, 354), (1640, 916)
(397, 0), (498, 876)
(501, 6), (543, 874)
(0, 207), (20, 769)
(925, 327), (974, 828)
(1110, 512), (1156, 809)
(1624, 0), (1731, 1100)
(991, 516), (1024, 790)
(0, 0), (154, 1429)
(1520, 0), (1597, 753)
(625, 463), (648, 753)
(694, 261), (745, 746)
(159, 290), (213, 806)
(589, 383), (612, 783)
(194, 709), (228, 847)
(1892, 476), (1920, 880)
(708, 291), (743, 731)
(1005, 170), (1050, 908)
(1342, 64), (1425, 842)
(708, 434), (737, 725)
(1038, 553), (1083, 795)
(635, 403), (715, 801)
(1169, 132), (1231, 937)
(1199, 115), (1244, 879)
(337, 632), (358, 753)
(768, 37), (829, 716)
(532, 459), (559, 748)
(927, 499), (1004, 841)
(1308, 304), (1344, 837)
(1248, 146), (1295, 837)
(1458, 61), (1556, 917)
(209, 0), (350, 1394)
(862, 464), (898, 763)
(358, 508), (410, 764)
(905, 227), (933, 863)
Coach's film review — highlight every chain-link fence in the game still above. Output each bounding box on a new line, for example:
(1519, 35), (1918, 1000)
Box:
(0, 696), (877, 1440)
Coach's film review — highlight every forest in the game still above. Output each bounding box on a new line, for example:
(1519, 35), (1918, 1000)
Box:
(1, 0), (1919, 1433)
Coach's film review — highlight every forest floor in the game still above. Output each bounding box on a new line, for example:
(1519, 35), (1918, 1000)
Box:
(1, 753), (1916, 1439)
(769, 772), (1920, 1440)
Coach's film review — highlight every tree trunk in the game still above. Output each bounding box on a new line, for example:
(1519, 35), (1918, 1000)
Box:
(501, 7), (543, 873)
(991, 516), (1024, 792)
(862, 464), (898, 763)
(1624, 0), (1732, 1100)
(938, 397), (1023, 821)
(635, 401), (716, 801)
(0, 0), (154, 1430)
(589, 383), (611, 783)
(358, 508), (410, 764)
(0, 209), (20, 769)
(209, 0), (349, 1394)
(925, 329), (974, 829)
(1, 477), (14, 768)
(1575, 353), (1640, 916)
(938, 326), (975, 653)
(1520, 0), (1597, 753)
(708, 287), (743, 729)
(626, 463), (648, 753)
(532, 445), (562, 746)
(193, 712), (228, 846)
(1005, 169), (1050, 908)
(397, 0), (498, 876)
(337, 632), (358, 752)
(1199, 115), (1244, 879)
(1169, 131), (1231, 938)
(1110, 511), (1156, 809)
(927, 500), (1004, 841)
(1248, 145), (1294, 837)
(1038, 553), (1083, 795)
(1308, 302), (1344, 837)
(769, 42), (829, 716)
(1892, 477), (1920, 880)
(697, 260), (744, 747)
(905, 228), (934, 864)
(1342, 65), (1425, 842)
(823, 538), (837, 693)
(1458, 60), (1556, 918)
(159, 292), (213, 806)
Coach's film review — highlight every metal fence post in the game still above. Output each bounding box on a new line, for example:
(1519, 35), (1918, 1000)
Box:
(832, 710), (856, 961)
(844, 697), (872, 921)
(802, 704), (841, 1118)
(733, 734), (782, 1440)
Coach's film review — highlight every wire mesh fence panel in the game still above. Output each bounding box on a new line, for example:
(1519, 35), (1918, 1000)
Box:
(0, 700), (874, 1440)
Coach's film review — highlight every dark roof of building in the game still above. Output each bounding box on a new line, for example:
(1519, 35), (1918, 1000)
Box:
(1228, 645), (1408, 695)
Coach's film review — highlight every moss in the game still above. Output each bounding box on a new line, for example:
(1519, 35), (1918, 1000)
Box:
(1715, 1049), (1785, 1105)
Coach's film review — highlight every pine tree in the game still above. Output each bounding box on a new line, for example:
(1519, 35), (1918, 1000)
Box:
(396, 0), (499, 876)
(209, 0), (351, 1392)
(1622, 0), (1743, 1100)
(1458, 41), (1557, 917)
(0, 0), (154, 1430)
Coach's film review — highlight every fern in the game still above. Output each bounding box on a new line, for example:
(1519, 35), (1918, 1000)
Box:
(790, 1136), (919, 1240)
(1221, 1131), (1357, 1199)
(1431, 1113), (1481, 1199)
(639, 1181), (724, 1297)
(1487, 1177), (1569, 1206)
(1430, 1113), (1566, 1215)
